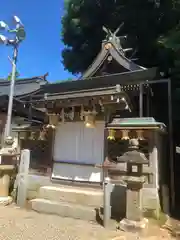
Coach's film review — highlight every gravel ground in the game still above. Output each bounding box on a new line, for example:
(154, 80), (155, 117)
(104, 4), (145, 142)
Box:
(0, 205), (175, 240)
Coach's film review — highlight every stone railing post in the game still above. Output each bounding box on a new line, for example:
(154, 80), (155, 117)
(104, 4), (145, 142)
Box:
(103, 176), (112, 228)
(17, 149), (30, 207)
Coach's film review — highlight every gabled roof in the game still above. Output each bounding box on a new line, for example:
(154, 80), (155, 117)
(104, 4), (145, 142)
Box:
(0, 73), (48, 98)
(27, 68), (156, 102)
(0, 74), (48, 123)
(0, 95), (45, 122)
(81, 27), (146, 79)
(25, 28), (157, 106)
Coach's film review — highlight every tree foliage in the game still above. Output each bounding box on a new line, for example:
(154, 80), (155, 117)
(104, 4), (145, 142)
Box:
(61, 0), (180, 75)
(7, 70), (20, 81)
(61, 0), (180, 145)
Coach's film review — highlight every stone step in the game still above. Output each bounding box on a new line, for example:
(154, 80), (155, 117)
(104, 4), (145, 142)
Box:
(38, 185), (103, 207)
(30, 198), (99, 222)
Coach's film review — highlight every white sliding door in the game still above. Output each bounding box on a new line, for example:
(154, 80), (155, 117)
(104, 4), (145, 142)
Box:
(52, 121), (105, 182)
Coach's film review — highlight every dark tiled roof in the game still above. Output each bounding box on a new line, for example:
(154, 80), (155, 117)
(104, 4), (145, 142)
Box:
(37, 68), (156, 97)
(81, 41), (145, 79)
(0, 74), (48, 98)
(0, 95), (45, 122)
(80, 29), (147, 79)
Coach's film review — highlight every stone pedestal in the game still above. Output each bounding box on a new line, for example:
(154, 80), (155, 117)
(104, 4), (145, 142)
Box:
(119, 176), (148, 232)
(0, 165), (15, 205)
(0, 137), (19, 205)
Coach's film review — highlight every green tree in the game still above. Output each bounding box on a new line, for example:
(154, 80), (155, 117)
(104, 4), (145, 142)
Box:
(61, 0), (180, 74)
(7, 70), (20, 81)
(157, 1), (180, 123)
(61, 0), (180, 147)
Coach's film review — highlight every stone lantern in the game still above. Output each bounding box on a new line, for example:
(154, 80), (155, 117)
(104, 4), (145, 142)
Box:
(0, 136), (19, 205)
(104, 117), (166, 228)
(118, 138), (149, 232)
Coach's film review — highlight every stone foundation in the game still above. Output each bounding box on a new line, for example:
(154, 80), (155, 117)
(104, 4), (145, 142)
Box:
(107, 184), (160, 219)
(26, 175), (51, 200)
(26, 176), (160, 219)
(0, 196), (13, 206)
(119, 218), (148, 232)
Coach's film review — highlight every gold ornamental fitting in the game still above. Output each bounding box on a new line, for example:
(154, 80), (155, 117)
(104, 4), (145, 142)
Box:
(46, 113), (59, 129)
(121, 129), (129, 140)
(105, 43), (112, 50)
(84, 110), (97, 128)
(136, 130), (145, 140)
(107, 129), (116, 141)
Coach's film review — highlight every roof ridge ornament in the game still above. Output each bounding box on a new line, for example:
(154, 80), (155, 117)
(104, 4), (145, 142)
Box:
(80, 23), (144, 79)
(103, 24), (138, 62)
(102, 22), (124, 40)
(102, 23), (127, 55)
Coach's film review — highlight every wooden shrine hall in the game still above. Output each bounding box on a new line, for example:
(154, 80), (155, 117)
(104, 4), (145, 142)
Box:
(21, 27), (159, 184)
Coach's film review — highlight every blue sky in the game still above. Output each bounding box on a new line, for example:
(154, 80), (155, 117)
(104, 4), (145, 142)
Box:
(0, 0), (74, 82)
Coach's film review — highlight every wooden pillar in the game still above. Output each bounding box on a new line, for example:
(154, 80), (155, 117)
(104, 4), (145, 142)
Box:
(168, 79), (175, 210)
(103, 107), (112, 181)
(149, 131), (159, 188)
(48, 128), (56, 176)
(149, 130), (160, 218)
(153, 131), (159, 189)
(139, 84), (143, 117)
(146, 87), (150, 117)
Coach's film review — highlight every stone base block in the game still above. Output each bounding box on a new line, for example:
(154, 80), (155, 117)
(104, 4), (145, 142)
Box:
(119, 218), (148, 232)
(0, 196), (13, 206)
(30, 198), (98, 222)
(109, 184), (160, 219)
(39, 185), (103, 207)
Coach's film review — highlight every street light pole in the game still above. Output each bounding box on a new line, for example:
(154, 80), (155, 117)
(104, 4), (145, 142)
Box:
(5, 45), (18, 137)
(0, 16), (25, 140)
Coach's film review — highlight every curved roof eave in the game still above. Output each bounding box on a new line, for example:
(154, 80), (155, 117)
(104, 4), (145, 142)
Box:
(0, 74), (48, 87)
(80, 47), (109, 79)
(0, 74), (48, 99)
(109, 44), (146, 71)
(80, 40), (146, 80)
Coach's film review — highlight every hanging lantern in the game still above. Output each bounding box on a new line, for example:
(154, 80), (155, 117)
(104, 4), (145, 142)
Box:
(46, 113), (59, 128)
(99, 99), (104, 112)
(38, 128), (47, 141)
(29, 131), (37, 140)
(19, 131), (27, 140)
(121, 129), (129, 140)
(80, 105), (84, 120)
(84, 110), (97, 128)
(136, 130), (145, 140)
(60, 108), (65, 123)
(107, 129), (116, 140)
(69, 107), (75, 121)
